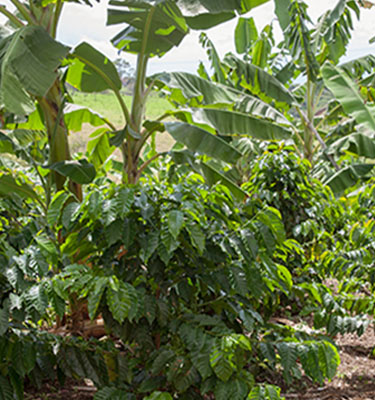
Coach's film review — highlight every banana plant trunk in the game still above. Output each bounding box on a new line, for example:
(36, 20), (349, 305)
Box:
(39, 79), (82, 201)
(122, 141), (140, 185)
(122, 50), (149, 185)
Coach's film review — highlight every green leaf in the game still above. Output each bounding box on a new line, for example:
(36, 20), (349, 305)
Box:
(325, 164), (374, 194)
(322, 62), (375, 131)
(114, 187), (135, 218)
(155, 70), (289, 131)
(188, 108), (291, 140)
(26, 284), (48, 315)
(185, 12), (235, 30)
(108, 1), (188, 57)
(214, 381), (232, 400)
(144, 294), (157, 325)
(65, 105), (111, 132)
(151, 349), (175, 375)
(298, 342), (324, 383)
(161, 225), (179, 254)
(8, 369), (23, 399)
(215, 379), (249, 400)
(274, 0), (291, 31)
(248, 385), (283, 400)
(0, 376), (13, 400)
(140, 230), (159, 263)
(87, 128), (115, 169)
(330, 133), (375, 158)
(0, 306), (9, 335)
(50, 288), (66, 318)
(67, 42), (122, 92)
(258, 208), (286, 244)
(210, 343), (234, 382)
(285, 1), (320, 81)
(105, 220), (124, 246)
(153, 71), (240, 105)
(251, 25), (273, 69)
(190, 344), (213, 379)
(158, 70), (291, 128)
(276, 342), (298, 384)
(88, 277), (108, 319)
(45, 159), (96, 184)
(156, 299), (169, 327)
(22, 342), (37, 375)
(235, 96), (290, 126)
(144, 392), (173, 400)
(226, 54), (295, 105)
(106, 281), (134, 323)
(235, 17), (258, 54)
(318, 341), (340, 380)
(200, 32), (226, 84)
(186, 222), (205, 255)
(0, 132), (14, 154)
(0, 172), (40, 200)
(199, 161), (247, 201)
(165, 121), (242, 164)
(0, 26), (69, 115)
(47, 190), (72, 226)
(94, 387), (130, 399)
(93, 387), (117, 400)
(180, 0), (270, 15)
(277, 265), (292, 291)
(319, 0), (360, 63)
(167, 210), (184, 239)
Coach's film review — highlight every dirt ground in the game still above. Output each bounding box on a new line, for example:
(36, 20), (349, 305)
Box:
(24, 326), (375, 400)
(24, 378), (96, 400)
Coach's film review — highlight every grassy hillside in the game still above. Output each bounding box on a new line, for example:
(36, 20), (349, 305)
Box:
(69, 92), (174, 154)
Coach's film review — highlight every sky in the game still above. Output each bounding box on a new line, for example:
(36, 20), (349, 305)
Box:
(2, 0), (375, 75)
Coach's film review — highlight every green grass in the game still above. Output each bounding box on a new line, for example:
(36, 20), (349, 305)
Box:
(69, 91), (175, 154)
(71, 91), (171, 127)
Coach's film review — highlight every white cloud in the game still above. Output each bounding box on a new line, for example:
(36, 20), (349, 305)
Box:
(58, 1), (117, 46)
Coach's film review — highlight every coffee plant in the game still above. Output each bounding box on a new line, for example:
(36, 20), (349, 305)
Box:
(0, 162), (347, 399)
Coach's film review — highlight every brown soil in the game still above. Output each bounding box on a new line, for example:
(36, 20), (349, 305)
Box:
(24, 379), (96, 400)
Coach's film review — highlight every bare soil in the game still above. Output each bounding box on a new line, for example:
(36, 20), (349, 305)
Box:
(24, 379), (96, 400)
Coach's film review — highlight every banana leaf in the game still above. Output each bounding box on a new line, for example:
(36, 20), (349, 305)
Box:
(322, 62), (375, 132)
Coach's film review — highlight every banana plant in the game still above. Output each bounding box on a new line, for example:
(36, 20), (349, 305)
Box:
(0, 0), (103, 203)
(87, 0), (271, 185)
(154, 0), (375, 194)
(26, 0), (272, 195)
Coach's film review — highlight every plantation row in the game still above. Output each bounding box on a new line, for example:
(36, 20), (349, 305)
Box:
(1, 0), (375, 399)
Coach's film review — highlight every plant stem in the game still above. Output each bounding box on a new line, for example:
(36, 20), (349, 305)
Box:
(10, 0), (35, 24)
(303, 79), (314, 160)
(122, 6), (155, 183)
(0, 6), (24, 27)
(297, 107), (340, 171)
(313, 85), (325, 114)
(51, 0), (63, 38)
(130, 7), (155, 131)
(136, 152), (166, 179)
